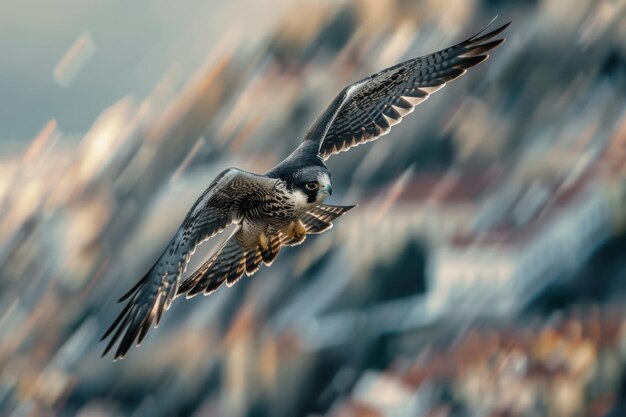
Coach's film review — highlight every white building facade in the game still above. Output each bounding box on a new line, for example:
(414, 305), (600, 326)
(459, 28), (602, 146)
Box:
(427, 178), (615, 317)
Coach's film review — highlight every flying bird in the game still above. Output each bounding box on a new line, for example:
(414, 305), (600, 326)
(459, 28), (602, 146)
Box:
(102, 20), (509, 359)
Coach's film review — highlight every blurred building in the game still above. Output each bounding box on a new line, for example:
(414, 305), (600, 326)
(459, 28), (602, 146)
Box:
(429, 170), (615, 317)
(1, 0), (626, 416)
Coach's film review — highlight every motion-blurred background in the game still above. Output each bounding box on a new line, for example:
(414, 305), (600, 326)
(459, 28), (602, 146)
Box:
(1, 0), (626, 416)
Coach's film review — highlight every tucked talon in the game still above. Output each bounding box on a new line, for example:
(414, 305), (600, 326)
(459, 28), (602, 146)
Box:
(282, 219), (307, 240)
(281, 222), (293, 238)
(293, 219), (306, 239)
(258, 232), (270, 251)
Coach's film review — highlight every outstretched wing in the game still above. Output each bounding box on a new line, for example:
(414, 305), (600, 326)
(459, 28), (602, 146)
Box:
(303, 20), (509, 160)
(100, 168), (278, 360)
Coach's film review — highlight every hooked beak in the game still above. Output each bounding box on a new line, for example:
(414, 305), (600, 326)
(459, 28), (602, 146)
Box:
(321, 183), (332, 196)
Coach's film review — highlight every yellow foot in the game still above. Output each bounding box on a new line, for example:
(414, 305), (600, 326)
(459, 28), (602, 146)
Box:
(258, 232), (270, 251)
(294, 219), (306, 239)
(284, 219), (306, 240)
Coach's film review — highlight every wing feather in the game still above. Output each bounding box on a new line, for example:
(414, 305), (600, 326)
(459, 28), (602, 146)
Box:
(101, 169), (277, 359)
(302, 21), (509, 160)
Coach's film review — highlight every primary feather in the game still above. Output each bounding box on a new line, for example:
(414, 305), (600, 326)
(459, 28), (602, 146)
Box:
(304, 21), (510, 159)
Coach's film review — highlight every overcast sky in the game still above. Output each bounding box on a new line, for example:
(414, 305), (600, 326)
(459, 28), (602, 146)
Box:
(0, 0), (296, 142)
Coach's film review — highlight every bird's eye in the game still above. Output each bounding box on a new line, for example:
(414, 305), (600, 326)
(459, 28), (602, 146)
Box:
(305, 182), (318, 190)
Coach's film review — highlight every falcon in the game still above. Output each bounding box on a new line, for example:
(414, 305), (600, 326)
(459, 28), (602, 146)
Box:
(102, 20), (509, 359)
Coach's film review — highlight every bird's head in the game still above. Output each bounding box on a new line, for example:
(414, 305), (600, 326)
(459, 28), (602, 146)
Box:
(290, 166), (332, 204)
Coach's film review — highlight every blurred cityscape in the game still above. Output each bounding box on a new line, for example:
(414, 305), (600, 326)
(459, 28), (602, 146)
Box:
(1, 0), (626, 416)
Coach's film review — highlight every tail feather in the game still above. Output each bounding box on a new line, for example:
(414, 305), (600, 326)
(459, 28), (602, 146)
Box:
(221, 240), (246, 286)
(183, 235), (244, 297)
(301, 212), (333, 234)
(260, 232), (281, 265)
(307, 204), (356, 227)
(180, 228), (277, 298)
(179, 228), (239, 296)
(281, 204), (356, 246)
(245, 248), (263, 275)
